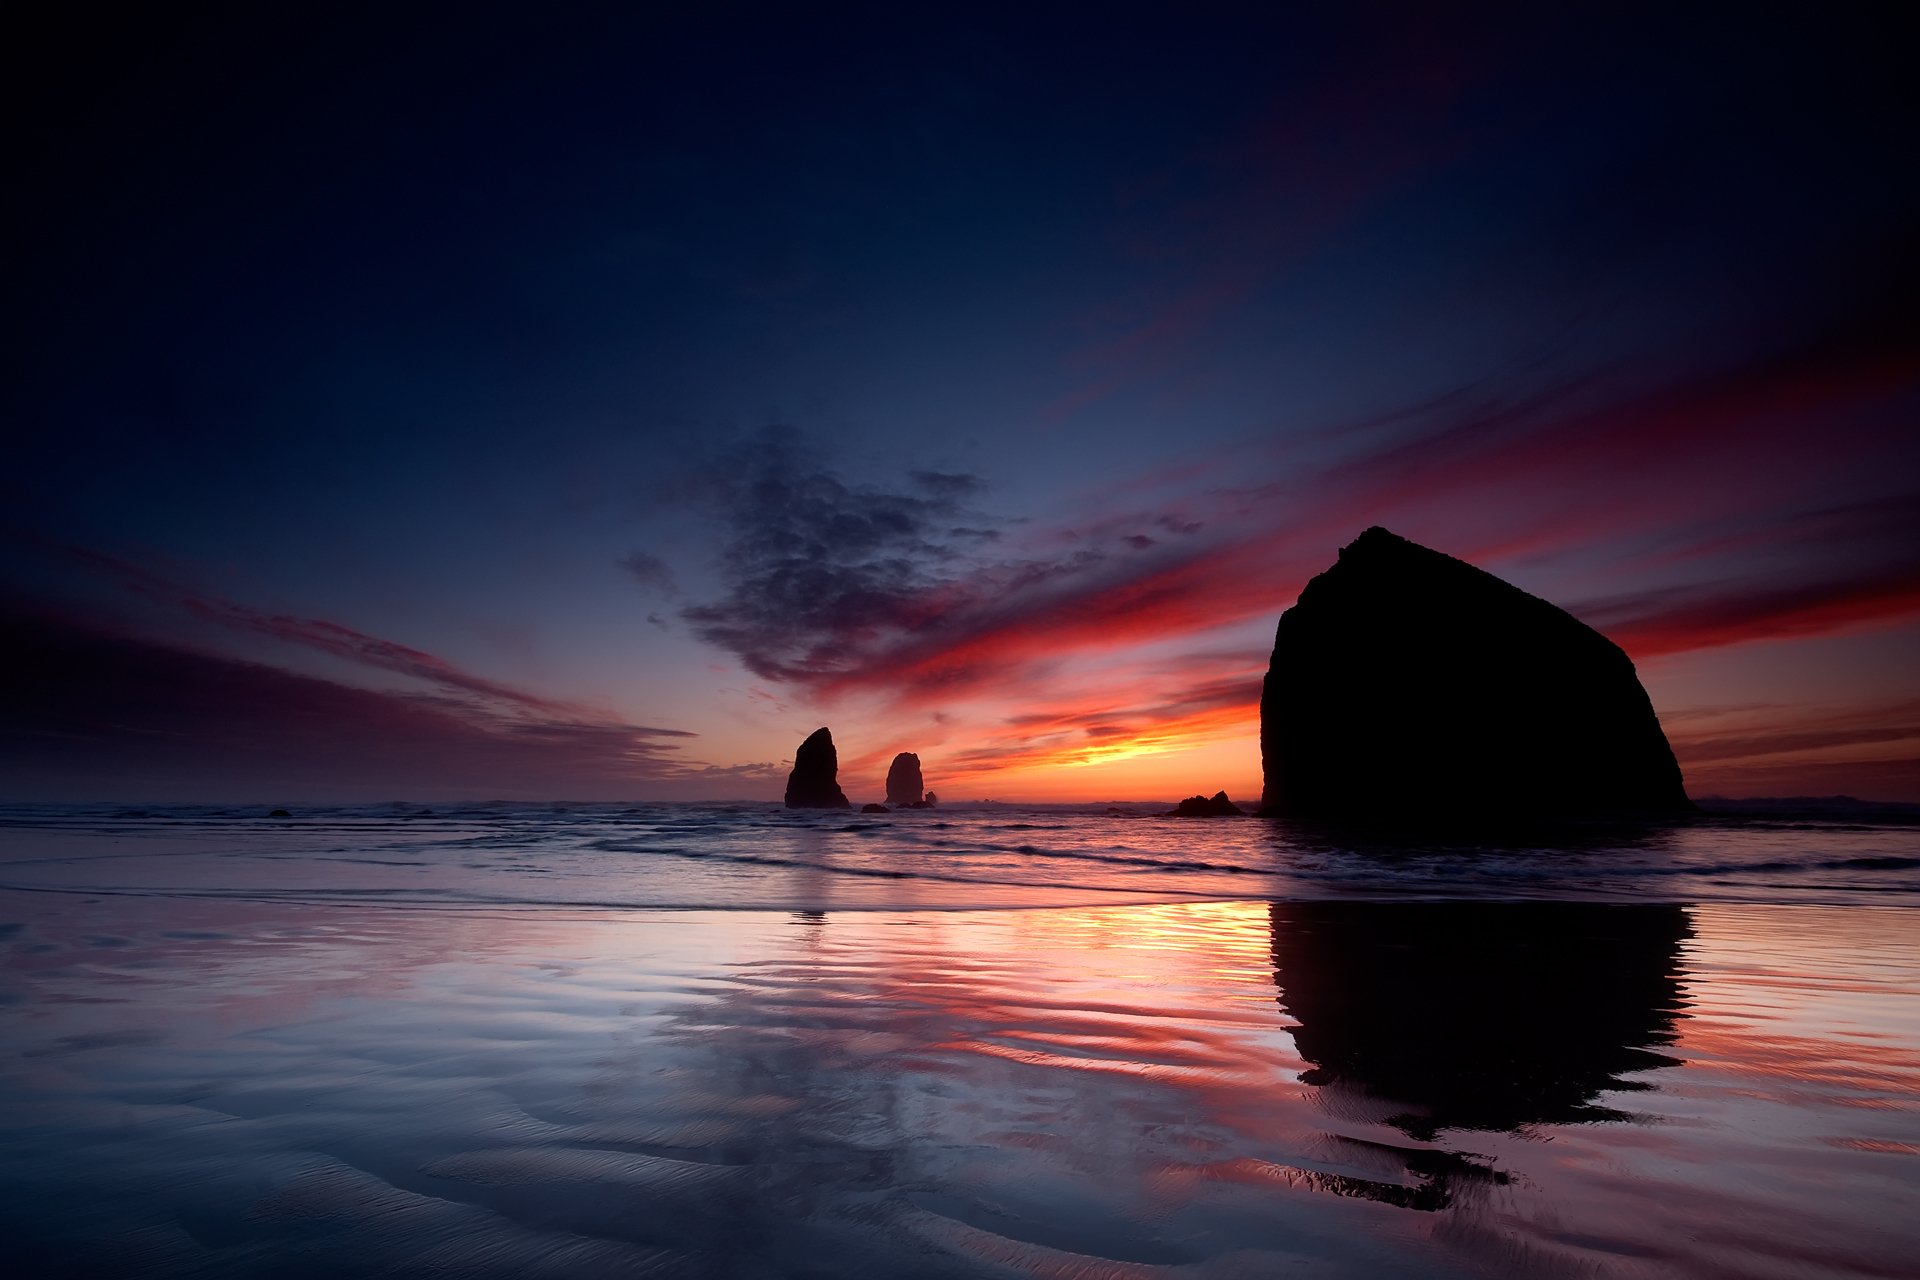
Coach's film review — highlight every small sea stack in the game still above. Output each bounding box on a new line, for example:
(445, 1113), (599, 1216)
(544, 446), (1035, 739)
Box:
(1259, 528), (1690, 821)
(885, 752), (926, 806)
(860, 803), (889, 814)
(784, 727), (852, 809)
(1168, 791), (1244, 817)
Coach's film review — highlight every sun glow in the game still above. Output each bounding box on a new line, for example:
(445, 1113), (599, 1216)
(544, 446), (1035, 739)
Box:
(1064, 735), (1184, 766)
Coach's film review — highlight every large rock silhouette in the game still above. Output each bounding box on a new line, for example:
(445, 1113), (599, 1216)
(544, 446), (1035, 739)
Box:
(784, 727), (852, 809)
(1260, 528), (1689, 819)
(884, 752), (925, 806)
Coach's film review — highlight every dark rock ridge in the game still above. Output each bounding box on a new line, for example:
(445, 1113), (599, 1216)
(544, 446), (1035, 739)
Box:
(784, 727), (851, 809)
(1260, 527), (1690, 820)
(885, 752), (925, 806)
(860, 803), (889, 814)
(1168, 791), (1244, 817)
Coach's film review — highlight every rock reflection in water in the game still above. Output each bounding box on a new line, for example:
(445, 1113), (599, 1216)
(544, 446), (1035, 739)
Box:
(1271, 900), (1691, 1140)
(10, 885), (1914, 1279)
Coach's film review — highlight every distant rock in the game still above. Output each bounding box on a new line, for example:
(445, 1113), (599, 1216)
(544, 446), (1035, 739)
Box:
(1259, 528), (1691, 820)
(885, 752), (926, 806)
(267, 808), (291, 818)
(1168, 791), (1244, 817)
(784, 727), (852, 809)
(861, 803), (889, 814)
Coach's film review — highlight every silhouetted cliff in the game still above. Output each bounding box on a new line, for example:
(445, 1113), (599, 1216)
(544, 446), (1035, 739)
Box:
(1260, 528), (1690, 819)
(884, 752), (925, 806)
(784, 727), (851, 809)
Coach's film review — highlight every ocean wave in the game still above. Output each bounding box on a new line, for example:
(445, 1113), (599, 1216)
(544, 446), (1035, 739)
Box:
(0, 804), (1914, 913)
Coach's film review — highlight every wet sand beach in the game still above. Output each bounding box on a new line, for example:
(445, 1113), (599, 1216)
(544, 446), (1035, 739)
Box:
(1, 807), (1916, 1278)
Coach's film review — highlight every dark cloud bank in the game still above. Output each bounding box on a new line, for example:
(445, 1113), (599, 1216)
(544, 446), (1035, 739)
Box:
(671, 377), (1920, 712)
(672, 427), (1224, 699)
(0, 608), (695, 802)
(679, 429), (1001, 684)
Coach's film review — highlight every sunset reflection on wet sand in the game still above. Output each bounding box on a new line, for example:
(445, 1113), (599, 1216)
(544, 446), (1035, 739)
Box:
(3, 883), (1916, 1278)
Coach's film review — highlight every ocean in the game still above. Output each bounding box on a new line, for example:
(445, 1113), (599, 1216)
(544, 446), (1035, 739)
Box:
(1, 804), (1916, 1277)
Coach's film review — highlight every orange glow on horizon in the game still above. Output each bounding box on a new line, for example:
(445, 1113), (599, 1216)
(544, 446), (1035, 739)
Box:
(821, 596), (1920, 806)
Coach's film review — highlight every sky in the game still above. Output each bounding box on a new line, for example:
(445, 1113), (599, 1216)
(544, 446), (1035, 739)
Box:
(5, 4), (1917, 804)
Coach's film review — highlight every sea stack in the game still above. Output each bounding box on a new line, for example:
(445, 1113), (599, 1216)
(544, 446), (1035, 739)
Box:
(784, 727), (852, 809)
(885, 752), (925, 806)
(1259, 528), (1690, 820)
(1169, 791), (1244, 817)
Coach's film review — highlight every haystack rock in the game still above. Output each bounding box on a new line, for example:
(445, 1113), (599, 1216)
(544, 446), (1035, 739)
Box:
(1169, 791), (1244, 817)
(784, 727), (852, 809)
(885, 752), (926, 806)
(1260, 528), (1690, 820)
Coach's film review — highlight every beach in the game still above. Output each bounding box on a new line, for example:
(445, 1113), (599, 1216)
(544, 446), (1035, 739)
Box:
(2, 807), (1917, 1278)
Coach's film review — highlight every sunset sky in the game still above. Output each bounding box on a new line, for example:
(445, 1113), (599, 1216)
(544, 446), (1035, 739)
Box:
(6, 5), (1916, 803)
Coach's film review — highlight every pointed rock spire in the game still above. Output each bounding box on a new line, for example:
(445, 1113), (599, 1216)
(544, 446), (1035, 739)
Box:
(884, 752), (925, 806)
(784, 727), (852, 809)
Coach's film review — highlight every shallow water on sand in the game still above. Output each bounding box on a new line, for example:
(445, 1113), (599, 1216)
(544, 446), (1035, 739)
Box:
(3, 801), (1916, 911)
(0, 807), (1916, 1277)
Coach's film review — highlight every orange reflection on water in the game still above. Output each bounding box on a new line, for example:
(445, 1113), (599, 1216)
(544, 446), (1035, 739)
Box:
(1667, 903), (1920, 1107)
(4, 891), (1919, 1278)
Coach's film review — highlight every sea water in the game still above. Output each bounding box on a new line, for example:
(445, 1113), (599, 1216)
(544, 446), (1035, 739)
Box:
(1, 804), (1916, 1277)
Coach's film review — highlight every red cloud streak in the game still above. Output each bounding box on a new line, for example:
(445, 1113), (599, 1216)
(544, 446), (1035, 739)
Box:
(0, 608), (698, 801)
(1600, 574), (1920, 659)
(813, 348), (1918, 715)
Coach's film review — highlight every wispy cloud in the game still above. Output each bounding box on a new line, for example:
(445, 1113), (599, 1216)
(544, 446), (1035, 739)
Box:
(183, 600), (657, 724)
(679, 426), (1005, 684)
(617, 550), (678, 595)
(1579, 570), (1920, 659)
(673, 319), (1918, 747)
(1669, 695), (1920, 801)
(0, 607), (698, 800)
(1669, 698), (1920, 767)
(26, 536), (690, 733)
(0, 538), (752, 798)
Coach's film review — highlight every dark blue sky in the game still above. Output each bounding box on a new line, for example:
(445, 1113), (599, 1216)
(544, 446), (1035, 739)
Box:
(7, 4), (1917, 801)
